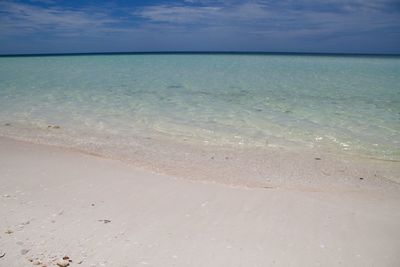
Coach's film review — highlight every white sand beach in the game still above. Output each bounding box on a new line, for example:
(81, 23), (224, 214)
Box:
(1, 136), (400, 267)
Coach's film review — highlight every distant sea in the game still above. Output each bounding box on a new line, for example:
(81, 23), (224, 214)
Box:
(0, 53), (399, 161)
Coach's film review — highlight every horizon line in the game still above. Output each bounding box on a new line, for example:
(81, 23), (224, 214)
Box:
(1, 51), (400, 57)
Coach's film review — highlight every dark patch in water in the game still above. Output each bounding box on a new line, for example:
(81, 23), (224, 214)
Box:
(167, 85), (183, 89)
(4, 123), (11, 126)
(229, 86), (250, 95)
(124, 89), (141, 96)
(238, 89), (249, 95)
(284, 110), (292, 114)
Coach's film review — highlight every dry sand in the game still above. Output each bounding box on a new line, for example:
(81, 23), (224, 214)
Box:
(1, 137), (400, 267)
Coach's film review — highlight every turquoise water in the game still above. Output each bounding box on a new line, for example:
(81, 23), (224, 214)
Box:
(0, 54), (399, 160)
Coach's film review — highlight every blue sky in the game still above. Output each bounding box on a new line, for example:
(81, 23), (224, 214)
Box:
(0, 0), (399, 54)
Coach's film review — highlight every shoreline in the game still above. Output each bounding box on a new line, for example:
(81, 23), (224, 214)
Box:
(1, 136), (400, 266)
(1, 133), (399, 191)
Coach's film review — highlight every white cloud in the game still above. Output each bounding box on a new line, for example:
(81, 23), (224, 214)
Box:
(136, 0), (400, 37)
(137, 2), (271, 27)
(0, 1), (119, 36)
(137, 5), (222, 23)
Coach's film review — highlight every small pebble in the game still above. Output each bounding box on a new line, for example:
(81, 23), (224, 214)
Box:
(5, 229), (13, 234)
(48, 125), (61, 129)
(315, 157), (322, 160)
(32, 260), (42, 265)
(359, 177), (364, 180)
(56, 259), (70, 267)
(0, 252), (5, 258)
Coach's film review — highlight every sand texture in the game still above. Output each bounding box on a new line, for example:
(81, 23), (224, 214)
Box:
(1, 137), (400, 267)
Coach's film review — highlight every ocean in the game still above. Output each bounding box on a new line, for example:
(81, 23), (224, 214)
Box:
(0, 53), (399, 163)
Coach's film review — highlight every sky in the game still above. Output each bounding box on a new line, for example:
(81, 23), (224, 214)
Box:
(0, 0), (399, 54)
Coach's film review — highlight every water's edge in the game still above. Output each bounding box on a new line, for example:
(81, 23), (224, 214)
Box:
(1, 130), (399, 190)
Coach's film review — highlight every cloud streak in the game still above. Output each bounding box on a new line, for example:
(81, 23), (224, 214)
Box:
(137, 0), (399, 35)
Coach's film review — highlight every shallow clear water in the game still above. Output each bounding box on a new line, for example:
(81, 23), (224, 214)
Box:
(0, 54), (399, 160)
